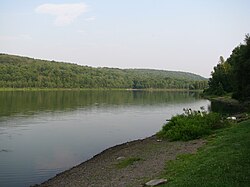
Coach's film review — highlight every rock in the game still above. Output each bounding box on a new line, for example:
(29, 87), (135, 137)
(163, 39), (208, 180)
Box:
(156, 139), (162, 142)
(116, 156), (125, 160)
(145, 179), (167, 186)
(226, 116), (236, 120)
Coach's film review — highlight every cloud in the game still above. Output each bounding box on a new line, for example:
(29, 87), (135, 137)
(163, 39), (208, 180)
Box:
(35, 3), (88, 26)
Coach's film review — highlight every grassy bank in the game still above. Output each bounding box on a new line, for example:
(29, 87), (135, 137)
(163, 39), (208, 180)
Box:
(161, 119), (250, 186)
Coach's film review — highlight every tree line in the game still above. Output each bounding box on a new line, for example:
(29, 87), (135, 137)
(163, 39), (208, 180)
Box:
(0, 54), (207, 90)
(204, 34), (250, 101)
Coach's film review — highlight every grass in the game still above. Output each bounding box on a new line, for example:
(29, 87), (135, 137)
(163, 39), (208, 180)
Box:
(157, 111), (229, 141)
(160, 119), (250, 187)
(116, 157), (142, 169)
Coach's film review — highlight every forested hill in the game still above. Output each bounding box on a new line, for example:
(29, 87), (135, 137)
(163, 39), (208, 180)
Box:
(0, 54), (207, 89)
(123, 69), (206, 81)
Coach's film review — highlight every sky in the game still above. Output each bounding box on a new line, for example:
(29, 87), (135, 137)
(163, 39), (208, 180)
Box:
(1, 0), (250, 78)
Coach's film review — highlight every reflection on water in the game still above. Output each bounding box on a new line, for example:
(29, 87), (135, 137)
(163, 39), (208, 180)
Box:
(210, 99), (245, 115)
(0, 90), (210, 187)
(0, 90), (201, 117)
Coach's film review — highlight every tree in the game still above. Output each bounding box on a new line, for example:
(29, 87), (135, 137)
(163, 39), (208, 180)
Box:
(204, 56), (232, 95)
(232, 34), (250, 100)
(0, 54), (207, 90)
(205, 34), (250, 101)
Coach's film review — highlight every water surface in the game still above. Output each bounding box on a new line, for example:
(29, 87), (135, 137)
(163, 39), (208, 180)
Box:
(0, 90), (210, 187)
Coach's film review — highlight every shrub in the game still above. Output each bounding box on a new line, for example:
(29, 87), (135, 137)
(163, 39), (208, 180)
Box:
(157, 109), (228, 141)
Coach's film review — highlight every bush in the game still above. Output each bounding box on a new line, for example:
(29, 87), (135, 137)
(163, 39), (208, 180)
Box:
(157, 109), (228, 141)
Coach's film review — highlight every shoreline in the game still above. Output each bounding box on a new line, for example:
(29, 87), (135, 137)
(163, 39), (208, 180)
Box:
(0, 88), (201, 92)
(35, 135), (205, 187)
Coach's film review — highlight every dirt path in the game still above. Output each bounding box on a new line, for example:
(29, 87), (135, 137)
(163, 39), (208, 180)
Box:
(36, 136), (205, 187)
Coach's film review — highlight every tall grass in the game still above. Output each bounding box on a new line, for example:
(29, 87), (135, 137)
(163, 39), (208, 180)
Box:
(157, 110), (229, 141)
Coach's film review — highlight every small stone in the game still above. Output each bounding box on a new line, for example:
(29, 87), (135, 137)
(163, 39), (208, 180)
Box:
(116, 156), (125, 160)
(156, 139), (162, 142)
(145, 179), (167, 186)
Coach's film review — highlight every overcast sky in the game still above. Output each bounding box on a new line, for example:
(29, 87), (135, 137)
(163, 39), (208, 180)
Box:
(1, 0), (250, 77)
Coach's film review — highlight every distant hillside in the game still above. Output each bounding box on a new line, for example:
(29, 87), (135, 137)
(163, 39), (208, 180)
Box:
(0, 54), (207, 89)
(123, 69), (206, 81)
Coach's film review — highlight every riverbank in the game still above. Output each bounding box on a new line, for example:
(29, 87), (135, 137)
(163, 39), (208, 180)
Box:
(161, 119), (250, 186)
(35, 119), (250, 187)
(0, 87), (200, 92)
(34, 135), (205, 187)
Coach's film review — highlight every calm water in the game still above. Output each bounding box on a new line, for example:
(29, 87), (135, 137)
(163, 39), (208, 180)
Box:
(0, 90), (210, 187)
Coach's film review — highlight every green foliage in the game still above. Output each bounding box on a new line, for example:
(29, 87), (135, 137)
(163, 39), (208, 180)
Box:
(116, 157), (142, 169)
(204, 34), (250, 101)
(161, 120), (250, 187)
(215, 82), (226, 96)
(204, 56), (232, 96)
(232, 34), (250, 101)
(0, 54), (207, 90)
(157, 110), (227, 141)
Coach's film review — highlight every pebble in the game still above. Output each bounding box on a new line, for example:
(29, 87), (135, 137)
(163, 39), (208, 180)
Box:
(116, 156), (125, 160)
(145, 179), (167, 186)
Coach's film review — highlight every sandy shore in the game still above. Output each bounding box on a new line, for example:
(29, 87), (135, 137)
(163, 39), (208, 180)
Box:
(35, 135), (205, 187)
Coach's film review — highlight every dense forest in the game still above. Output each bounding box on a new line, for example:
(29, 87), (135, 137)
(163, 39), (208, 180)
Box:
(204, 34), (250, 101)
(0, 54), (207, 90)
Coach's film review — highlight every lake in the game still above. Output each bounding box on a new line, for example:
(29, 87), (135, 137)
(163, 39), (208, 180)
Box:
(0, 90), (210, 187)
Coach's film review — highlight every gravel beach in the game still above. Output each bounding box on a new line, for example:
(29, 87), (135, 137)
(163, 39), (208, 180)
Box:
(36, 135), (205, 187)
